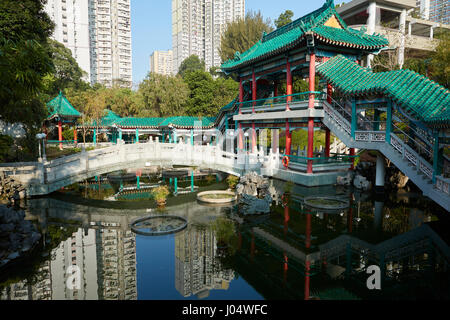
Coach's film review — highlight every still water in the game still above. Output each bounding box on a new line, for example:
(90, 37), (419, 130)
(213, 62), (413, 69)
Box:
(0, 169), (449, 300)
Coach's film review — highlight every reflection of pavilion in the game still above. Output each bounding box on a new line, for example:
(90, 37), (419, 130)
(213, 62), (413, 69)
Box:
(233, 199), (450, 300)
(175, 225), (234, 299)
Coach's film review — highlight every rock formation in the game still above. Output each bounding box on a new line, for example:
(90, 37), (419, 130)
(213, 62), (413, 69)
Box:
(236, 172), (276, 214)
(0, 172), (26, 204)
(0, 205), (41, 269)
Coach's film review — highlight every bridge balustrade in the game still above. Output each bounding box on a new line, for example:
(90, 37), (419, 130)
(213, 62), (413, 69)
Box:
(237, 91), (326, 114)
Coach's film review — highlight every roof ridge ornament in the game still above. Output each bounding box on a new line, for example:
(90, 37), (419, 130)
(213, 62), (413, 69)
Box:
(325, 0), (334, 9)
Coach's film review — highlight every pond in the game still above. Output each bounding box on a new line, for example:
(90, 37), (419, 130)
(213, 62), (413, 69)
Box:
(0, 167), (449, 300)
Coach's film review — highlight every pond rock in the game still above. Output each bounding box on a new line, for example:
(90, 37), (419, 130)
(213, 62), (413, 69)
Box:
(389, 170), (409, 189)
(0, 205), (41, 270)
(353, 174), (372, 191)
(336, 172), (353, 186)
(237, 172), (274, 215)
(239, 194), (272, 215)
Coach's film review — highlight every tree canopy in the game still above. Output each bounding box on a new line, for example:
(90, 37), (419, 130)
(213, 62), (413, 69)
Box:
(47, 39), (87, 94)
(178, 55), (206, 78)
(138, 73), (190, 117)
(0, 0), (54, 42)
(219, 11), (273, 63)
(429, 33), (449, 88)
(274, 10), (294, 28)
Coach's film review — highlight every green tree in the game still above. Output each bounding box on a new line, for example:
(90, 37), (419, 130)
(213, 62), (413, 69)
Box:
(184, 70), (216, 116)
(404, 57), (430, 77)
(274, 10), (294, 28)
(183, 70), (238, 116)
(0, 0), (54, 42)
(138, 73), (190, 117)
(178, 55), (205, 78)
(220, 11), (273, 63)
(429, 33), (450, 88)
(211, 77), (239, 113)
(0, 0), (54, 160)
(107, 87), (141, 117)
(0, 38), (53, 128)
(82, 89), (108, 144)
(46, 39), (88, 94)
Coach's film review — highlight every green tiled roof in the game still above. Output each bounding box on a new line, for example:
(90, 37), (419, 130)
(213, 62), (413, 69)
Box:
(113, 116), (217, 129)
(77, 109), (122, 128)
(221, 0), (388, 72)
(317, 55), (450, 125)
(47, 91), (81, 119)
(159, 116), (217, 129)
(104, 110), (121, 120)
(116, 117), (164, 128)
(97, 110), (121, 127)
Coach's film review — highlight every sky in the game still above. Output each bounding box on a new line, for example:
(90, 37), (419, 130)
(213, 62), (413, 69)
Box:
(131, 0), (346, 86)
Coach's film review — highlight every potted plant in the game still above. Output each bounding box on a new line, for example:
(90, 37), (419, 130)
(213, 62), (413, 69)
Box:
(226, 175), (239, 190)
(152, 185), (169, 207)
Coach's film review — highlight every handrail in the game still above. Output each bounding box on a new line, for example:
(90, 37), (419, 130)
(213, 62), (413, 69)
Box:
(237, 91), (323, 105)
(47, 140), (76, 144)
(237, 91), (326, 111)
(281, 153), (358, 161)
(392, 123), (433, 158)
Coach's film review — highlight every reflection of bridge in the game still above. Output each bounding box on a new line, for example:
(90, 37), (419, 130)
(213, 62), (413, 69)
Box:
(1, 1), (449, 211)
(234, 205), (450, 300)
(26, 197), (227, 231)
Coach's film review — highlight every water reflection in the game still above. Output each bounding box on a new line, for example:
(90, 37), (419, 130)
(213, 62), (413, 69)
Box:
(175, 223), (235, 299)
(0, 177), (448, 300)
(60, 167), (224, 202)
(0, 223), (137, 300)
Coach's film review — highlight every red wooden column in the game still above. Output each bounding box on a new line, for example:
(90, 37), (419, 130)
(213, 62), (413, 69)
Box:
(58, 120), (63, 150)
(286, 57), (292, 109)
(350, 147), (355, 170)
(304, 211), (312, 300)
(307, 53), (316, 173)
(304, 260), (311, 300)
(305, 212), (311, 249)
(238, 78), (244, 151)
(251, 70), (257, 153)
(43, 124), (48, 141)
(283, 252), (288, 286)
(285, 58), (292, 156)
(274, 80), (278, 97)
(325, 81), (332, 158)
(74, 127), (78, 145)
(284, 204), (290, 236)
(348, 194), (354, 233)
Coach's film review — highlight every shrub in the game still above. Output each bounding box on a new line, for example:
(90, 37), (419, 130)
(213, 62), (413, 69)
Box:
(151, 185), (170, 204)
(226, 175), (239, 189)
(0, 134), (14, 162)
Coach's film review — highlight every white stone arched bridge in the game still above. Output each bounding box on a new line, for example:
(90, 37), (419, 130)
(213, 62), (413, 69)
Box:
(1, 99), (449, 211)
(0, 136), (351, 197)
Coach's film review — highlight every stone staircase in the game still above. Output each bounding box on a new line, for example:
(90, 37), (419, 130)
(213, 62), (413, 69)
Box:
(322, 100), (449, 211)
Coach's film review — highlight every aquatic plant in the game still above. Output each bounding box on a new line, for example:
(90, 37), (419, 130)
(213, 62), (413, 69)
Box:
(151, 185), (170, 206)
(226, 175), (239, 189)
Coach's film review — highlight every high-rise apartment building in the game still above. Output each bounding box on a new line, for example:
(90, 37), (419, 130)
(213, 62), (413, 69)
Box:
(45, 0), (132, 88)
(172, 0), (245, 74)
(0, 225), (137, 301)
(175, 225), (234, 298)
(416, 0), (449, 24)
(150, 50), (174, 76)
